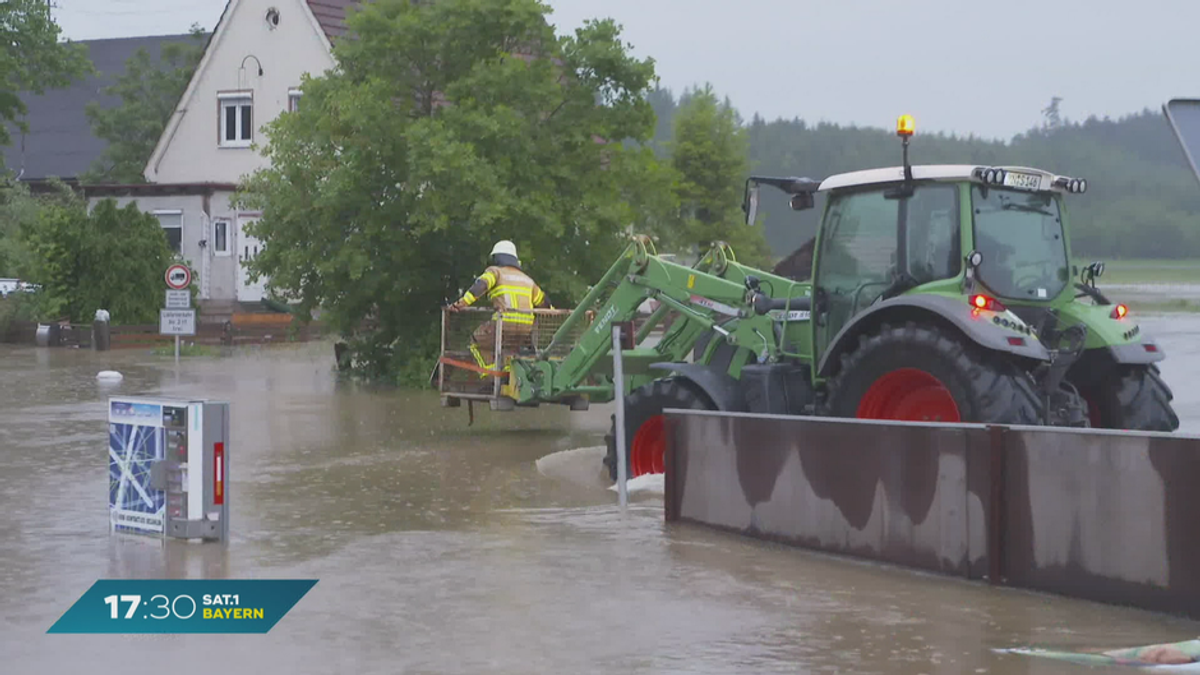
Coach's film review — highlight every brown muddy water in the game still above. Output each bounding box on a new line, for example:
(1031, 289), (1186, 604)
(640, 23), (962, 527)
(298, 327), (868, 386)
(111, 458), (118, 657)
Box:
(3, 314), (1200, 674)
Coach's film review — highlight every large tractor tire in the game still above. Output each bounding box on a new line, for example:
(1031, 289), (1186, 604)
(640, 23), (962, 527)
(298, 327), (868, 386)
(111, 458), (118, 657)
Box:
(1074, 364), (1179, 431)
(603, 377), (716, 482)
(823, 322), (1044, 424)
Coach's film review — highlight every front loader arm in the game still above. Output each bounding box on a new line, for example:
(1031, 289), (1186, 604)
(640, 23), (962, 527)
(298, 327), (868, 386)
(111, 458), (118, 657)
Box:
(508, 237), (780, 404)
(548, 251), (753, 391)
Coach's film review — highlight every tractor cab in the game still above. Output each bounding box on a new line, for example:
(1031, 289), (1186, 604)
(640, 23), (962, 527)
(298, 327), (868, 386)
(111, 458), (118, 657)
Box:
(737, 114), (1163, 430)
(743, 115), (1092, 360)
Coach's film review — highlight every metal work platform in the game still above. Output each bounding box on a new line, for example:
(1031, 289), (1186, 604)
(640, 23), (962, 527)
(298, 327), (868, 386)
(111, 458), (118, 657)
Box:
(436, 307), (593, 410)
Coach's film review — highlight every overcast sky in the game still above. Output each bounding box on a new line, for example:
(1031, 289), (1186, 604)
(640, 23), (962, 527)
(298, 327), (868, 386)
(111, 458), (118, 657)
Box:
(50, 0), (1200, 141)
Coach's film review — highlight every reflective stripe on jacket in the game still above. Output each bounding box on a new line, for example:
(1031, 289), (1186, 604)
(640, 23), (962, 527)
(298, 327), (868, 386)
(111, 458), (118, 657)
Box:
(459, 265), (546, 325)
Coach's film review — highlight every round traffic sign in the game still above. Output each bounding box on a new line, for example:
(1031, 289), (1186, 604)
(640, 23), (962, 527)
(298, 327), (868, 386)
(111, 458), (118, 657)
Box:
(165, 264), (192, 290)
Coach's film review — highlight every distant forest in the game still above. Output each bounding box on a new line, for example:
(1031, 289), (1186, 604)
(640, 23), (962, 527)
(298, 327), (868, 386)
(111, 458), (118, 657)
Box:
(646, 88), (1200, 262)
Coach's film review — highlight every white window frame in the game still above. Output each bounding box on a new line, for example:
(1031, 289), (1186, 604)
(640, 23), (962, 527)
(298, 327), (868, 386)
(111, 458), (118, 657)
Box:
(288, 88), (302, 113)
(218, 91), (254, 147)
(153, 209), (184, 254)
(212, 217), (232, 257)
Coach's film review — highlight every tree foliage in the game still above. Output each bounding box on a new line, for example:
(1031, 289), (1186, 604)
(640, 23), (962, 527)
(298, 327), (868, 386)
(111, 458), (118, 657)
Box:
(0, 0), (92, 171)
(21, 186), (177, 324)
(236, 0), (660, 382)
(665, 84), (771, 268)
(0, 180), (40, 277)
(83, 26), (207, 183)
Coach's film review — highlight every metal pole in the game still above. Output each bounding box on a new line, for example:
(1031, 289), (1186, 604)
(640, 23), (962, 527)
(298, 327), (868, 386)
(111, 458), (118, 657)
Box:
(175, 335), (180, 365)
(493, 317), (503, 399)
(437, 308), (447, 393)
(612, 324), (628, 509)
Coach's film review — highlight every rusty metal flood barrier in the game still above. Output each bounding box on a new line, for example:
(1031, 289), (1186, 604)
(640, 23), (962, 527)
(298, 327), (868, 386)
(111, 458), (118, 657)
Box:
(663, 409), (1200, 620)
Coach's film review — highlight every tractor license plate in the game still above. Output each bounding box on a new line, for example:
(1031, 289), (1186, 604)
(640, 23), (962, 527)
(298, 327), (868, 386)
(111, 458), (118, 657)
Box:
(1003, 171), (1041, 190)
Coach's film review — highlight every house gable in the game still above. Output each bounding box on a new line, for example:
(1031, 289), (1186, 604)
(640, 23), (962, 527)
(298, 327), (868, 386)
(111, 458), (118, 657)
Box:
(144, 0), (339, 185)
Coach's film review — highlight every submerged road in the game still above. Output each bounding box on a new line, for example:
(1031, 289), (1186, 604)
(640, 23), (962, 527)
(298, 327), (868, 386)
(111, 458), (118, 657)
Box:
(1, 313), (1198, 674)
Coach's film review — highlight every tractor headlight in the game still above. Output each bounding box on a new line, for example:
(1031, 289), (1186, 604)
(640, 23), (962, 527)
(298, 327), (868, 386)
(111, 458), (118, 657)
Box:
(1055, 176), (1088, 193)
(976, 167), (1008, 185)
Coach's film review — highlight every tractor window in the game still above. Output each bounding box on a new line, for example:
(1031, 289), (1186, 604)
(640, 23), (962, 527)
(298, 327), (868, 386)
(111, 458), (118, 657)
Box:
(816, 184), (960, 310)
(817, 189), (898, 295)
(814, 189), (899, 351)
(815, 184), (961, 358)
(905, 185), (960, 284)
(971, 186), (1069, 301)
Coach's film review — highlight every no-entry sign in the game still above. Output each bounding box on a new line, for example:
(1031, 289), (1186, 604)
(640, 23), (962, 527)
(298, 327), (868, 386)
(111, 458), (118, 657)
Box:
(166, 264), (191, 290)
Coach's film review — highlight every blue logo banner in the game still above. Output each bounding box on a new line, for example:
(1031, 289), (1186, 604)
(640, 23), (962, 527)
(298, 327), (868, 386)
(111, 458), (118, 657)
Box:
(47, 579), (317, 634)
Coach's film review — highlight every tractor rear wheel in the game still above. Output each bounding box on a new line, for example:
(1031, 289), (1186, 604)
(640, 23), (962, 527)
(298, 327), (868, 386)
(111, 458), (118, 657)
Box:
(823, 322), (1044, 424)
(603, 377), (715, 482)
(1074, 364), (1179, 431)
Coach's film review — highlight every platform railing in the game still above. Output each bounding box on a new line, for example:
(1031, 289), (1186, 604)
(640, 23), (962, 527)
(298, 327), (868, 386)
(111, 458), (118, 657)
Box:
(437, 307), (589, 401)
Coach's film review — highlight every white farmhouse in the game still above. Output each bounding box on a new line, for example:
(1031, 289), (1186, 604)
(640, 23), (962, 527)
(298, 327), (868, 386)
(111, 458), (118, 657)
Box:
(86, 0), (354, 311)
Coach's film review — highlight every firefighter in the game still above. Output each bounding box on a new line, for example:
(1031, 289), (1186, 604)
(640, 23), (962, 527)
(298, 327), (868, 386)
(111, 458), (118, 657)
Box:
(447, 240), (550, 374)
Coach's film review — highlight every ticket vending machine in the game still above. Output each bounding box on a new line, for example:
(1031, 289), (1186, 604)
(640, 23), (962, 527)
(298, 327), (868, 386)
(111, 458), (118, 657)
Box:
(108, 397), (230, 543)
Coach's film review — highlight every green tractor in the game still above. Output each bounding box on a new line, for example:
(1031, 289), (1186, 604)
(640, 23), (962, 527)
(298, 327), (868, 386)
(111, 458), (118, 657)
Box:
(444, 114), (1179, 482)
(744, 116), (1177, 427)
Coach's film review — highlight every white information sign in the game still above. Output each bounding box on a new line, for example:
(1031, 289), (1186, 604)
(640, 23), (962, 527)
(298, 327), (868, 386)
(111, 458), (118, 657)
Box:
(165, 289), (190, 309)
(160, 309), (196, 336)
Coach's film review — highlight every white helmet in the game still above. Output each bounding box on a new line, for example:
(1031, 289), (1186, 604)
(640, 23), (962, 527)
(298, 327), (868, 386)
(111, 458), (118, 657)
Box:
(490, 240), (518, 258)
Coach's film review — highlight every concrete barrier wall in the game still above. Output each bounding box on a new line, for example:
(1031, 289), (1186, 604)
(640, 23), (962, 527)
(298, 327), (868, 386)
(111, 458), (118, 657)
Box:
(995, 426), (1200, 617)
(664, 410), (1200, 620)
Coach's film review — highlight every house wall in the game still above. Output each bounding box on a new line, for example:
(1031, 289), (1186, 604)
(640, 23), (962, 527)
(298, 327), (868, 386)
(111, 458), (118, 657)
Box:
(88, 190), (249, 304)
(146, 0), (336, 185)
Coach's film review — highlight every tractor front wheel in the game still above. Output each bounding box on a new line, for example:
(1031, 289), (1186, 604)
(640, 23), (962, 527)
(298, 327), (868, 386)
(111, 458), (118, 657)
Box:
(604, 377), (715, 482)
(1074, 364), (1179, 432)
(824, 322), (1044, 425)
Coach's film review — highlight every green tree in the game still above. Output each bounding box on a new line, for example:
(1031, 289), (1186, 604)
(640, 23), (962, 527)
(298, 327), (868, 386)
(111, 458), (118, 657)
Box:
(235, 0), (660, 382)
(83, 26), (207, 183)
(1042, 96), (1064, 129)
(0, 0), (92, 171)
(0, 181), (40, 277)
(668, 84), (772, 268)
(21, 186), (176, 323)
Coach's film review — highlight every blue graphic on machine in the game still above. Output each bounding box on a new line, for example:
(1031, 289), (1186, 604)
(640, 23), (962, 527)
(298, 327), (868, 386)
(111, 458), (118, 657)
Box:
(108, 416), (167, 534)
(107, 397), (231, 543)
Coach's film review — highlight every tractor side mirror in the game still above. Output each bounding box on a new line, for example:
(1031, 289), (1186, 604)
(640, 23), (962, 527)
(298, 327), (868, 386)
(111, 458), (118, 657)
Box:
(743, 182), (760, 225)
(963, 250), (983, 290)
(790, 192), (814, 211)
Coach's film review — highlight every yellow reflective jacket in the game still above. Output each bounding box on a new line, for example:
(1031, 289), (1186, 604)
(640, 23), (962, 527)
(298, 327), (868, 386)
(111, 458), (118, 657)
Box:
(458, 265), (548, 325)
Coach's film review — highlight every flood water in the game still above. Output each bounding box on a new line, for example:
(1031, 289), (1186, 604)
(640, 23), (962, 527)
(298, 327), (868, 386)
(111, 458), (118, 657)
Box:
(3, 314), (1200, 674)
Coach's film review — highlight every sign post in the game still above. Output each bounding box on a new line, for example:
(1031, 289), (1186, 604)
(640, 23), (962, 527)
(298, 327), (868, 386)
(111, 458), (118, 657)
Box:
(163, 264), (194, 365)
(612, 324), (628, 509)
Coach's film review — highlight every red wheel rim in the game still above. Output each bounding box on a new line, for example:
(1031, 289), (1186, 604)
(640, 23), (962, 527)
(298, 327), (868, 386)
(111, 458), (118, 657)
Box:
(630, 414), (666, 476)
(856, 368), (961, 422)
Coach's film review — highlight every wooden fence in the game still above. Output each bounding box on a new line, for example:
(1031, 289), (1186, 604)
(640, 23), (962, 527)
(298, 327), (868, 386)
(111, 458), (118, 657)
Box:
(1, 313), (334, 349)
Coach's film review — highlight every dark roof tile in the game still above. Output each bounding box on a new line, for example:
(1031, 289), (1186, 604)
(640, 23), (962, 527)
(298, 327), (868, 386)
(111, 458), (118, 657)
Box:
(307, 0), (358, 41)
(3, 33), (207, 181)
